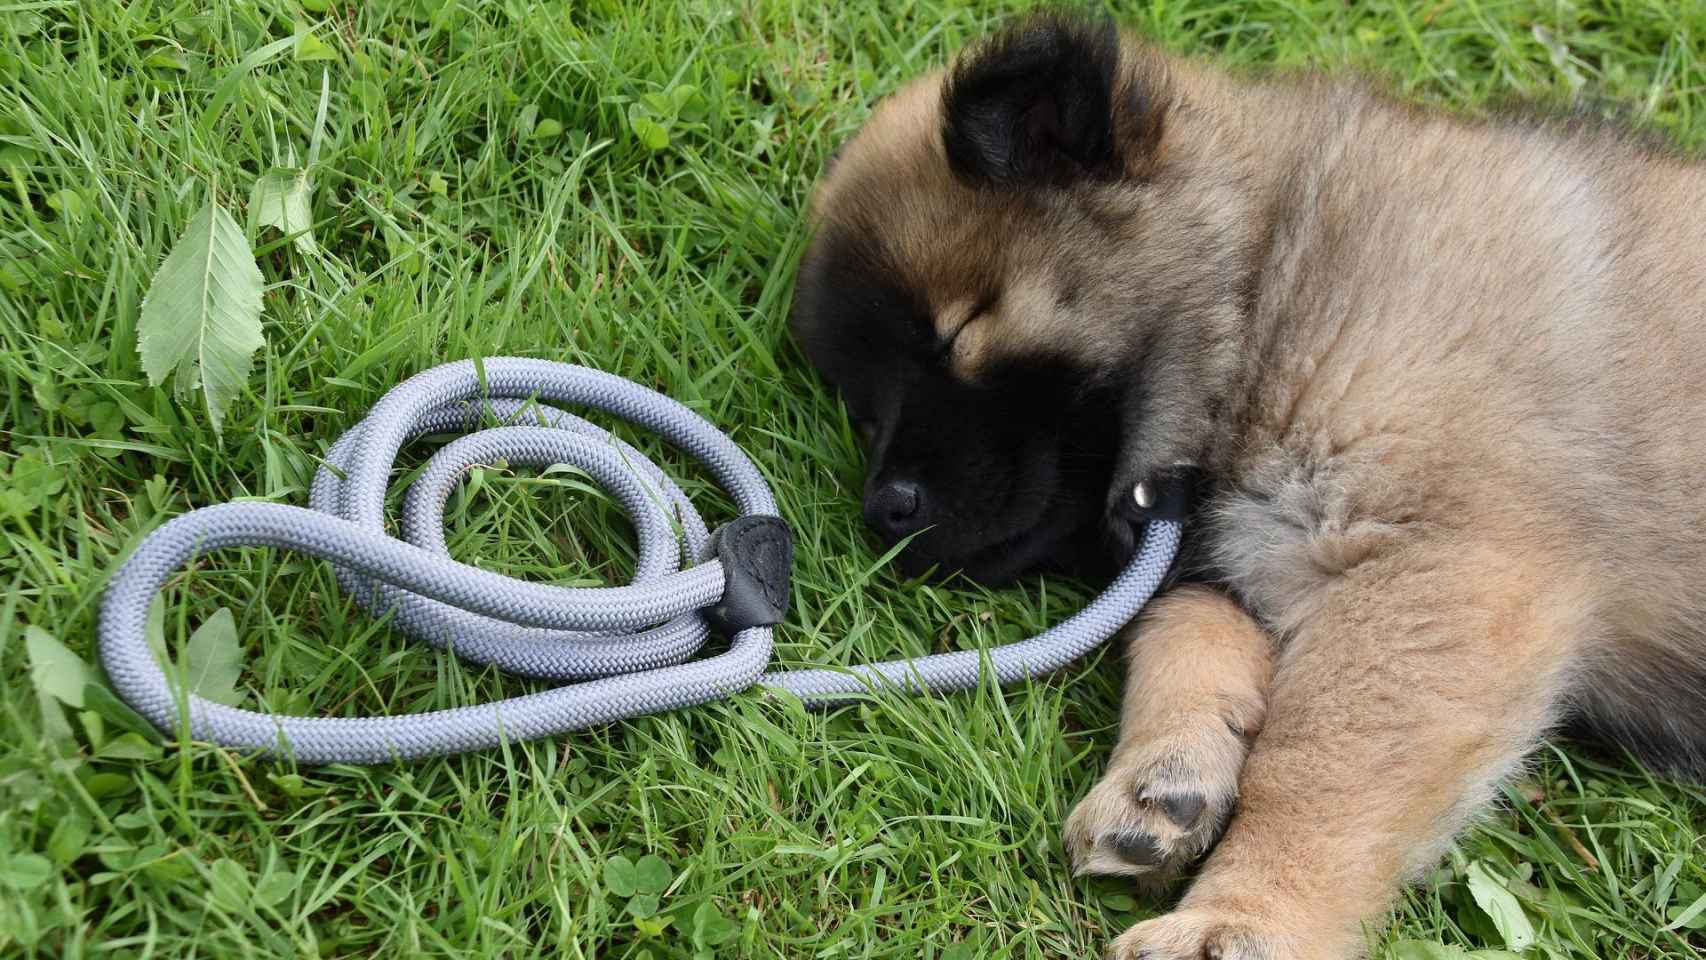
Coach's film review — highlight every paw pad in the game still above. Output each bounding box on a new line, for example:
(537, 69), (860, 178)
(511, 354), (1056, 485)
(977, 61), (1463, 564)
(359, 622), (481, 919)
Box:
(1153, 790), (1206, 829)
(1109, 830), (1165, 866)
(1064, 720), (1252, 881)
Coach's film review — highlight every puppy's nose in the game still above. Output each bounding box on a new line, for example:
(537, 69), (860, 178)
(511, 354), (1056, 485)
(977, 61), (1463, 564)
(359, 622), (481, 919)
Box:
(864, 479), (926, 539)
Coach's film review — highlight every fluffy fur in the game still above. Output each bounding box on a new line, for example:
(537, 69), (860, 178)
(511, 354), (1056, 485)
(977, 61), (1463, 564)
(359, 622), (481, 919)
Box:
(788, 11), (1706, 958)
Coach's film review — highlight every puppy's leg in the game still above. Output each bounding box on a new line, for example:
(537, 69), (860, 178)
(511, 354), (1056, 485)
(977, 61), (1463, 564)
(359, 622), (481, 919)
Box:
(1109, 546), (1582, 959)
(1065, 585), (1275, 883)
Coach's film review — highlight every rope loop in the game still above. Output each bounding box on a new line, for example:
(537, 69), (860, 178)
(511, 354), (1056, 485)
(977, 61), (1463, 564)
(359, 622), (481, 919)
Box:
(98, 358), (1180, 764)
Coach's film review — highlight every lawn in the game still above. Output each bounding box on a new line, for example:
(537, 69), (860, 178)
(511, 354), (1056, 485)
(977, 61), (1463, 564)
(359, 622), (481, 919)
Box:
(3, 1), (1704, 957)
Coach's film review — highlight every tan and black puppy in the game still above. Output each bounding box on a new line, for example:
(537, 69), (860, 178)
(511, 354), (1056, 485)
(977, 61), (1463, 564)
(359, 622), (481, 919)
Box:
(788, 11), (1706, 960)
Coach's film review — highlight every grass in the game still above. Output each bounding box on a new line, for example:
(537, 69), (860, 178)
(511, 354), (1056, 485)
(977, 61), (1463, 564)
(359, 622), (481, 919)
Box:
(2, 0), (1704, 957)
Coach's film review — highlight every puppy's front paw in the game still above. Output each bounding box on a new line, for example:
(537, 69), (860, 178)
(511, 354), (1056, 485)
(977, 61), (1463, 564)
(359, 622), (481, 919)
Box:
(1063, 714), (1247, 883)
(1106, 908), (1297, 960)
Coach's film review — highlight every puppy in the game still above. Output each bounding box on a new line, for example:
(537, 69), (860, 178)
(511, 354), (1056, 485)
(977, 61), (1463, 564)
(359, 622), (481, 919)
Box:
(788, 12), (1706, 959)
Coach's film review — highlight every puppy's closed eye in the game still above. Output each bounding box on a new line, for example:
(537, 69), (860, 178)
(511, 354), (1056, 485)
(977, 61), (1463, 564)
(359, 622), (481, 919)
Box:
(938, 296), (999, 377)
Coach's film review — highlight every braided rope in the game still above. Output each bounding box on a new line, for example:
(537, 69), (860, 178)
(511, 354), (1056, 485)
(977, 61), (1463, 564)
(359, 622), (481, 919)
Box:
(98, 358), (1180, 764)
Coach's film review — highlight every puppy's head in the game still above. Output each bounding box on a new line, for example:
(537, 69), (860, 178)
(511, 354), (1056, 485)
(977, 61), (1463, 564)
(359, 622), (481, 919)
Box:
(790, 13), (1253, 583)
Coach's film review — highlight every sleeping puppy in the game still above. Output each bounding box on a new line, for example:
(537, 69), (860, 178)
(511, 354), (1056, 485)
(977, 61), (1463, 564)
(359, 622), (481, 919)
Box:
(788, 12), (1706, 959)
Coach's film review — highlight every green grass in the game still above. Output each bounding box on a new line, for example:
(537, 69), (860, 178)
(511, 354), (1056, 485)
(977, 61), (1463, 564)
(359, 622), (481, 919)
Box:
(2, 1), (1704, 957)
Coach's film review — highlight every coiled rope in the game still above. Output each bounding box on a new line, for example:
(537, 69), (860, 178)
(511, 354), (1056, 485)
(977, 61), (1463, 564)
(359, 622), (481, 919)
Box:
(98, 358), (1181, 764)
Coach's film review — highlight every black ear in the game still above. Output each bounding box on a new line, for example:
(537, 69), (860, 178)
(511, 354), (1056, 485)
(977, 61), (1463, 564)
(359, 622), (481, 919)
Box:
(942, 14), (1138, 185)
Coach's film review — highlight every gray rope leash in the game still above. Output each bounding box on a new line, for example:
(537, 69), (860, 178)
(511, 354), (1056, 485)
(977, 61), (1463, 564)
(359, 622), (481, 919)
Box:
(98, 358), (1181, 764)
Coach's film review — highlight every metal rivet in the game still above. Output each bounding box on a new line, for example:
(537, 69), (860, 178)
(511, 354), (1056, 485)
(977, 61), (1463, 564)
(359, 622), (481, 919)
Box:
(1133, 482), (1154, 509)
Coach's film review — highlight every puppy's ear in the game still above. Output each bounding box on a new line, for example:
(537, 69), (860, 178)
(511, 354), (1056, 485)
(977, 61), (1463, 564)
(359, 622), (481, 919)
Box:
(942, 13), (1162, 186)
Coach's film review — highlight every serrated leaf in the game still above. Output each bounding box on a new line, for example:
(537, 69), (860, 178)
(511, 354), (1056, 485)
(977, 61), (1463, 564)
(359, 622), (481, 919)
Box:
(27, 626), (94, 709)
(1464, 861), (1536, 951)
(183, 608), (243, 706)
(250, 168), (316, 255)
(632, 854), (671, 894)
(137, 200), (265, 434)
